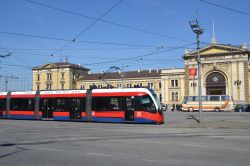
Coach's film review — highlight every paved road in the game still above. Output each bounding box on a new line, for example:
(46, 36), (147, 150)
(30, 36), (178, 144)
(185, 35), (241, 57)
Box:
(0, 112), (250, 166)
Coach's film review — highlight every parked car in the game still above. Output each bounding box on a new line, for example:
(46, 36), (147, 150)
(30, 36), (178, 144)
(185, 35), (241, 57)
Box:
(234, 104), (250, 112)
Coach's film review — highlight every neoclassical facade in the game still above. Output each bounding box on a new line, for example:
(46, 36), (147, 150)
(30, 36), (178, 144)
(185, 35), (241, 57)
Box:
(183, 43), (249, 105)
(32, 43), (250, 106)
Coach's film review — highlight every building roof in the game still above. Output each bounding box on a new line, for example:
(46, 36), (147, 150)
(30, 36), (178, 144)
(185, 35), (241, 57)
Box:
(184, 43), (250, 59)
(32, 62), (89, 71)
(80, 69), (161, 81)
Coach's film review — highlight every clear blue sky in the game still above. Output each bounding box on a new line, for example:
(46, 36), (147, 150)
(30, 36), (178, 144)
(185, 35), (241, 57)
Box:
(0, 0), (250, 90)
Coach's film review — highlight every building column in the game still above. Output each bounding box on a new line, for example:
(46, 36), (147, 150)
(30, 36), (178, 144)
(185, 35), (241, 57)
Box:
(239, 61), (245, 101)
(232, 62), (237, 100)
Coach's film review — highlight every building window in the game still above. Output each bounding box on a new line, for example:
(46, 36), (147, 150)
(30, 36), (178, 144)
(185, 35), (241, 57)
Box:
(127, 84), (132, 88)
(61, 73), (64, 80)
(98, 85), (102, 88)
(175, 92), (178, 101)
(175, 80), (178, 87)
(47, 73), (52, 81)
(171, 80), (175, 87)
(159, 94), (162, 102)
(171, 92), (175, 101)
(47, 84), (52, 90)
(159, 82), (162, 89)
(137, 83), (143, 87)
(37, 74), (40, 81)
(61, 84), (64, 90)
(117, 84), (122, 88)
(80, 85), (85, 89)
(37, 85), (40, 90)
(148, 83), (154, 89)
(171, 80), (178, 87)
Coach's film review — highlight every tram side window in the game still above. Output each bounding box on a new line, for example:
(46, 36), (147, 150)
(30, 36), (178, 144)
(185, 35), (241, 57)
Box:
(10, 98), (34, 111)
(0, 99), (6, 110)
(54, 98), (68, 112)
(93, 97), (123, 111)
(136, 95), (156, 113)
(68, 97), (85, 112)
(40, 98), (49, 110)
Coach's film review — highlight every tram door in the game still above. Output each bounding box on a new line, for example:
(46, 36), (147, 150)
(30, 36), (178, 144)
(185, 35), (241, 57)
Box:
(41, 99), (53, 119)
(125, 97), (135, 121)
(69, 98), (82, 120)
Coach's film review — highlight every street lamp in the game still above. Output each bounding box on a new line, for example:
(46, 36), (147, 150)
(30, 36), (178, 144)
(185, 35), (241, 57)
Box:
(189, 19), (204, 123)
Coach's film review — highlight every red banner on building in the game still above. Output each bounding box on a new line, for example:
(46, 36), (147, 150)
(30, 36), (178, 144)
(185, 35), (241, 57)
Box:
(189, 68), (197, 79)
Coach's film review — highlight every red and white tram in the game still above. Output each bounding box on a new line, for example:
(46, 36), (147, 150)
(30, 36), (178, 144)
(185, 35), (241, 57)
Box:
(0, 88), (164, 124)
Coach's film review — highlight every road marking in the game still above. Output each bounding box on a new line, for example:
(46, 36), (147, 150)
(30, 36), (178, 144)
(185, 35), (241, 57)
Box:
(87, 153), (111, 157)
(142, 159), (176, 165)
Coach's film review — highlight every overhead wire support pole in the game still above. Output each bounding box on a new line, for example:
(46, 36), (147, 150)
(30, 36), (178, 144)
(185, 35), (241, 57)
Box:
(189, 19), (204, 123)
(120, 64), (128, 88)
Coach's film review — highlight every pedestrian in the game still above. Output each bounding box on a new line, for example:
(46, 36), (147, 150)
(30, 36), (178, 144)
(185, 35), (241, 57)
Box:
(172, 103), (175, 111)
(176, 104), (179, 111)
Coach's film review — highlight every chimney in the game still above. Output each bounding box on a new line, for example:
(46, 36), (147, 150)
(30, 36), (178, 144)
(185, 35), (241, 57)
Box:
(88, 70), (91, 74)
(138, 68), (140, 73)
(149, 68), (151, 73)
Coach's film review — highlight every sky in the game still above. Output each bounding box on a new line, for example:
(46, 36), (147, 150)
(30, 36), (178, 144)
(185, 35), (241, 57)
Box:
(0, 0), (250, 91)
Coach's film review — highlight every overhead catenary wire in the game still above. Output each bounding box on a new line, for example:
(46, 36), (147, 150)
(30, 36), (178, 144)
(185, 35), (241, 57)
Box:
(25, 0), (191, 43)
(0, 45), (32, 67)
(1, 62), (33, 69)
(38, 0), (123, 65)
(82, 43), (195, 66)
(4, 47), (158, 51)
(200, 0), (250, 16)
(0, 31), (158, 48)
(2, 31), (246, 51)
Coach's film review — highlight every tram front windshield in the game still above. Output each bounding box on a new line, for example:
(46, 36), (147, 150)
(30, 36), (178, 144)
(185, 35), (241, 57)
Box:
(148, 89), (162, 111)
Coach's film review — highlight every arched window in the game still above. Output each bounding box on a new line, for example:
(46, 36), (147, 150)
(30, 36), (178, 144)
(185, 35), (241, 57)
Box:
(206, 72), (226, 95)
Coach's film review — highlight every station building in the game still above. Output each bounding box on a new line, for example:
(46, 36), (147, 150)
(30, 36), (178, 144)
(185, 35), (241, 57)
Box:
(32, 42), (250, 107)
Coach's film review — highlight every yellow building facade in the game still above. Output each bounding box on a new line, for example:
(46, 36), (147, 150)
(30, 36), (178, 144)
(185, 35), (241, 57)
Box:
(32, 62), (89, 90)
(32, 43), (250, 107)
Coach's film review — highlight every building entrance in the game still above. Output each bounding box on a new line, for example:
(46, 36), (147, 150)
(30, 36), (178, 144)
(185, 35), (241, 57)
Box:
(206, 72), (226, 95)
